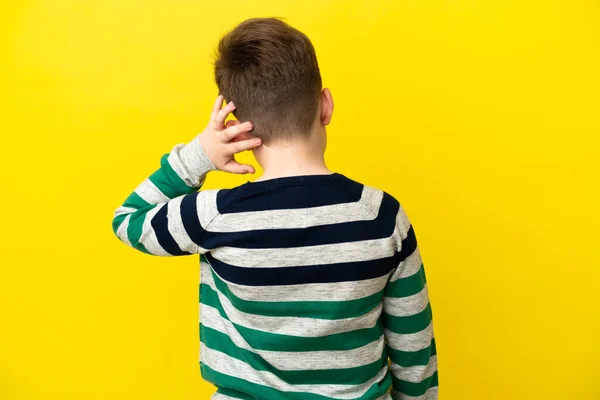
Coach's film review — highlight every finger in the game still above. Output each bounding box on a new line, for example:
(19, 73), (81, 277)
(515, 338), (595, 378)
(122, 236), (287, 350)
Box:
(231, 131), (253, 143)
(222, 121), (253, 142)
(210, 95), (224, 122)
(225, 119), (241, 129)
(222, 161), (255, 174)
(229, 137), (262, 153)
(214, 101), (236, 130)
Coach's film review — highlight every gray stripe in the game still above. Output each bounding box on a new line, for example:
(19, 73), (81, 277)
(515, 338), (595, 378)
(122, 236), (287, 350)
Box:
(174, 138), (216, 187)
(360, 185), (386, 217)
(395, 205), (412, 241)
(196, 190), (220, 232)
(167, 195), (198, 254)
(200, 303), (384, 370)
(115, 214), (132, 246)
(202, 261), (388, 302)
(139, 204), (170, 256)
(390, 248), (422, 282)
(135, 178), (170, 204)
(201, 343), (389, 399)
(385, 322), (433, 352)
(210, 237), (395, 268)
(207, 186), (383, 232)
(114, 206), (137, 218)
(202, 269), (382, 337)
(383, 284), (429, 316)
(390, 355), (438, 383)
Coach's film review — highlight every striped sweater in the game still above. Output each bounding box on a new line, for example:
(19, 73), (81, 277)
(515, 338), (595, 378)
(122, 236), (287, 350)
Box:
(112, 137), (438, 400)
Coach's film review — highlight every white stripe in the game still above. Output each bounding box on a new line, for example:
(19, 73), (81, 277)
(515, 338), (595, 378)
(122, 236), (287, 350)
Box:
(114, 206), (137, 218)
(202, 270), (382, 337)
(135, 179), (170, 204)
(361, 185), (385, 215)
(139, 204), (170, 255)
(201, 343), (389, 399)
(394, 386), (438, 400)
(390, 355), (437, 383)
(116, 214), (132, 246)
(200, 303), (385, 371)
(168, 142), (208, 188)
(167, 195), (198, 254)
(196, 190), (220, 230)
(210, 237), (395, 268)
(201, 260), (388, 302)
(207, 186), (384, 232)
(175, 138), (217, 187)
(390, 247), (422, 282)
(383, 284), (430, 317)
(385, 322), (433, 352)
(395, 205), (412, 240)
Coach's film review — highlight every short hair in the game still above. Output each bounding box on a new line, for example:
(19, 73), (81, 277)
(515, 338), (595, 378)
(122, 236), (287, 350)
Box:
(214, 18), (322, 144)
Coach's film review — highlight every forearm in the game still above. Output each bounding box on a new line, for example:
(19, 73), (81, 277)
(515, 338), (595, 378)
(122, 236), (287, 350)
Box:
(111, 137), (216, 255)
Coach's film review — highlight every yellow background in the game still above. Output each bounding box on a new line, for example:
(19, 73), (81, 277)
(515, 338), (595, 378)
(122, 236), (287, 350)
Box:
(1, 1), (599, 399)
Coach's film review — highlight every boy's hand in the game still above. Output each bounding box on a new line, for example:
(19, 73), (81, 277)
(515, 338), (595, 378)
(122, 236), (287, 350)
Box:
(198, 95), (262, 174)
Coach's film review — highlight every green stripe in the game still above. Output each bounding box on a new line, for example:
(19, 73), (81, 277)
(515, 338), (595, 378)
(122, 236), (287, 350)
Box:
(387, 338), (437, 367)
(392, 371), (438, 397)
(147, 153), (199, 199)
(201, 363), (392, 400)
(200, 284), (384, 352)
(137, 242), (151, 254)
(115, 192), (148, 251)
(112, 214), (127, 235)
(382, 304), (432, 334)
(385, 264), (426, 298)
(200, 325), (387, 385)
(210, 269), (382, 320)
(122, 191), (149, 209)
(126, 204), (156, 253)
(113, 212), (149, 253)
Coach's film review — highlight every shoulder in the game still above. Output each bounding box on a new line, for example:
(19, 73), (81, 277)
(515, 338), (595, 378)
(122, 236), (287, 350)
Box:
(352, 180), (412, 240)
(175, 184), (250, 233)
(189, 183), (253, 223)
(349, 178), (402, 222)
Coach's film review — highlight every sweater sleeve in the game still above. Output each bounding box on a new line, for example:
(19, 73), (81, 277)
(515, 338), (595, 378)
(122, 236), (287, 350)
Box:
(383, 203), (438, 400)
(111, 136), (218, 256)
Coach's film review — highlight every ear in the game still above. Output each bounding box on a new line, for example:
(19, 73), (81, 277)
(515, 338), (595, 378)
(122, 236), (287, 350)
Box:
(320, 88), (334, 126)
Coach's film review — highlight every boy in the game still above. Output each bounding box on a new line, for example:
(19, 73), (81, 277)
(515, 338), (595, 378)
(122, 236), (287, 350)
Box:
(112, 18), (437, 400)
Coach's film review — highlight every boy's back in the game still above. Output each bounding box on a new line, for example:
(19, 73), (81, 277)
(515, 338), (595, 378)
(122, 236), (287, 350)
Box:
(113, 17), (437, 400)
(197, 173), (435, 400)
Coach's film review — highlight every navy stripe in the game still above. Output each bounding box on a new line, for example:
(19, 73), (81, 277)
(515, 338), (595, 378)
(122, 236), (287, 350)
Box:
(216, 174), (361, 213)
(151, 204), (192, 256)
(395, 225), (417, 266)
(204, 253), (395, 286)
(180, 192), (206, 245)
(196, 192), (399, 250)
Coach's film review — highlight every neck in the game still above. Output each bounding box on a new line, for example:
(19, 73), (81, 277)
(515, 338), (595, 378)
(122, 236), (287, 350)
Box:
(252, 133), (331, 181)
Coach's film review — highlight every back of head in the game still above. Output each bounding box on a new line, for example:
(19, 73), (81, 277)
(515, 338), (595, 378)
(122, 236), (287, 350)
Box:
(214, 18), (322, 144)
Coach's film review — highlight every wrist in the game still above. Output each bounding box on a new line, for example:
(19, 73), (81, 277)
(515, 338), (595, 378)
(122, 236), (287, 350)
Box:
(197, 134), (218, 169)
(176, 135), (217, 187)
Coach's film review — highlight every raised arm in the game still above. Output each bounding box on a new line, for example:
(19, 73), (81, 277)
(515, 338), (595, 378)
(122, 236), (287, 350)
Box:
(111, 96), (261, 256)
(383, 204), (438, 399)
